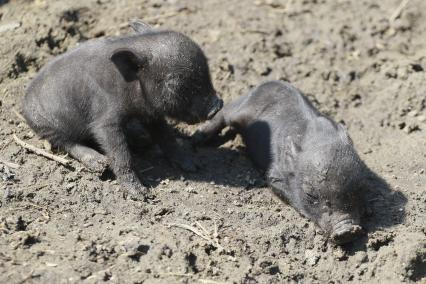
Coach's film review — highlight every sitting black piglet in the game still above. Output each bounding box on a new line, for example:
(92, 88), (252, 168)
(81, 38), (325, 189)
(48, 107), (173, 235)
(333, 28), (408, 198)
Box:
(194, 81), (367, 244)
(22, 20), (223, 197)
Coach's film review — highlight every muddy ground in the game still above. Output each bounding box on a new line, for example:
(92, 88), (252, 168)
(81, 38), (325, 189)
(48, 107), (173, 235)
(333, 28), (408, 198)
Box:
(0, 0), (425, 283)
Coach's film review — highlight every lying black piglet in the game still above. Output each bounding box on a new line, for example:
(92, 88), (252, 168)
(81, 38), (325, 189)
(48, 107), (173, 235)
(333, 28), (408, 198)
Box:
(22, 20), (223, 197)
(193, 81), (367, 244)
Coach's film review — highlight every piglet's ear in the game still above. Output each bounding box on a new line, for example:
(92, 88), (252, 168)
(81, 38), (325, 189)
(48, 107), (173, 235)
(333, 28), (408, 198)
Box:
(110, 48), (146, 82)
(129, 19), (152, 34)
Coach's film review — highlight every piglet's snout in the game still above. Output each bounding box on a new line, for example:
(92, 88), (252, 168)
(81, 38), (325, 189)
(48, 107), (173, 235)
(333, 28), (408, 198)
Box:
(331, 219), (364, 244)
(207, 98), (223, 119)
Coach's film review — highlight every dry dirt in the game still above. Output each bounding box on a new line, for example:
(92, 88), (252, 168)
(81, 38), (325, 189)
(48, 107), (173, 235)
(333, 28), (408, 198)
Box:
(0, 0), (425, 283)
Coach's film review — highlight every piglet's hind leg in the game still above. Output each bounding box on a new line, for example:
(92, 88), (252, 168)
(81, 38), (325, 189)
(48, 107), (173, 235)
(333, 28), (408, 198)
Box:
(65, 144), (110, 173)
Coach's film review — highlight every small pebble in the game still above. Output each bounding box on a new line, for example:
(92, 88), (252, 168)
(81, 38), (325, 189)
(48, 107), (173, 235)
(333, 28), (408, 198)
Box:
(305, 249), (320, 266)
(417, 115), (426, 122)
(407, 110), (418, 117)
(185, 186), (197, 194)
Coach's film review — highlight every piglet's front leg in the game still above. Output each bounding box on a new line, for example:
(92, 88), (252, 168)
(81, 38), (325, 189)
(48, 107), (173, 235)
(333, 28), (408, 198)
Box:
(148, 119), (196, 172)
(191, 109), (227, 146)
(93, 121), (148, 199)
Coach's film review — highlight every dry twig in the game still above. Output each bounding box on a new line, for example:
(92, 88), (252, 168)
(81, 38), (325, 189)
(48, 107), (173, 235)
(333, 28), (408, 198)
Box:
(156, 273), (194, 277)
(5, 202), (51, 222)
(25, 183), (49, 190)
(136, 271), (227, 284)
(389, 0), (411, 23)
(168, 223), (211, 242)
(143, 11), (179, 22)
(12, 134), (70, 166)
(199, 279), (229, 284)
(195, 221), (210, 236)
(86, 265), (116, 280)
(12, 108), (26, 122)
(167, 222), (225, 251)
(0, 159), (20, 169)
(137, 271), (194, 277)
(213, 221), (220, 247)
(242, 29), (269, 35)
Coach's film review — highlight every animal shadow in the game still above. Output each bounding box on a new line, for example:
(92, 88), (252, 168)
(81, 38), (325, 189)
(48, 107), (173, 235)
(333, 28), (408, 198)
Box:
(342, 167), (407, 252)
(117, 125), (267, 191)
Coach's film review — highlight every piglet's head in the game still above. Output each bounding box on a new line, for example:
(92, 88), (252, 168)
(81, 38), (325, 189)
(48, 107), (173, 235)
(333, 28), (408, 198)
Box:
(269, 122), (365, 244)
(110, 21), (222, 124)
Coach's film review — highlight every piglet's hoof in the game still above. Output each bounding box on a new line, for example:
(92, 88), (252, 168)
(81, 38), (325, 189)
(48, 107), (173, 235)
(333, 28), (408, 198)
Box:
(121, 181), (152, 201)
(81, 154), (110, 173)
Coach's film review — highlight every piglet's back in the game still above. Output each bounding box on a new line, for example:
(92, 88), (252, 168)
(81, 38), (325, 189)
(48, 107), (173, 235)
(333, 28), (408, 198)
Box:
(25, 39), (109, 96)
(22, 38), (116, 145)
